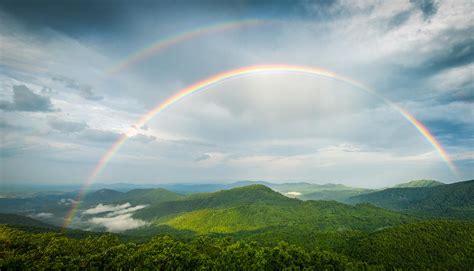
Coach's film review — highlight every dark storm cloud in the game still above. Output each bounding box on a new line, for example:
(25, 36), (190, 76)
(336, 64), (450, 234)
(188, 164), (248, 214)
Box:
(425, 34), (474, 74)
(80, 129), (121, 143)
(52, 76), (103, 101)
(0, 0), (129, 36)
(0, 0), (339, 38)
(389, 29), (474, 85)
(49, 118), (88, 133)
(410, 0), (438, 20)
(0, 85), (55, 112)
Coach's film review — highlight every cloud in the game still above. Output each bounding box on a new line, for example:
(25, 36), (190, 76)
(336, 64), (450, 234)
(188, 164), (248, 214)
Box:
(52, 75), (103, 101)
(195, 153), (211, 162)
(84, 203), (149, 232)
(0, 85), (55, 112)
(0, 120), (23, 131)
(77, 85), (104, 101)
(410, 0), (438, 20)
(59, 198), (77, 206)
(80, 129), (122, 142)
(131, 134), (156, 144)
(88, 213), (149, 232)
(49, 118), (88, 133)
(83, 203), (131, 215)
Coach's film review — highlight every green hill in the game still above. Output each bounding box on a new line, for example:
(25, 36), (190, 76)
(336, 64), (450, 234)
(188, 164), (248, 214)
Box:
(131, 185), (413, 236)
(348, 180), (474, 219)
(0, 213), (57, 230)
(347, 220), (474, 270)
(0, 213), (103, 238)
(121, 188), (184, 205)
(134, 185), (296, 220)
(84, 189), (124, 203)
(393, 179), (445, 188)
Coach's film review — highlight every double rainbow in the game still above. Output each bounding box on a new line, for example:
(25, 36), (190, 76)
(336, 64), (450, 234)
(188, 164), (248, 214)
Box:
(108, 19), (266, 75)
(63, 64), (458, 229)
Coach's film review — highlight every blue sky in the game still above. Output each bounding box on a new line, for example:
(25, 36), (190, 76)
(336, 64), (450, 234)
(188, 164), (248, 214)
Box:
(0, 0), (472, 187)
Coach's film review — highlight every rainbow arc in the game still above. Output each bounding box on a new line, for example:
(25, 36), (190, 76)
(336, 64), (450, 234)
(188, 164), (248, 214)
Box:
(63, 64), (458, 229)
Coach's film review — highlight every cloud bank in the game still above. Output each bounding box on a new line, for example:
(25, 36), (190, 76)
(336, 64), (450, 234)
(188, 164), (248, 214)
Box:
(83, 203), (149, 232)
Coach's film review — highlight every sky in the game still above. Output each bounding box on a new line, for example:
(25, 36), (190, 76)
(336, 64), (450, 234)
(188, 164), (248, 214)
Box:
(0, 0), (472, 188)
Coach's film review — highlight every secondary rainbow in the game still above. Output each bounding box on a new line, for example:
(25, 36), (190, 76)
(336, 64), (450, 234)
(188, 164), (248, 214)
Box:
(107, 19), (266, 75)
(63, 64), (459, 229)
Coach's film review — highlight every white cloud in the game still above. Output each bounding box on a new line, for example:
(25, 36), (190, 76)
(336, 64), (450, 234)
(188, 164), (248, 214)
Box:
(84, 203), (149, 232)
(83, 203), (131, 215)
(88, 213), (149, 232)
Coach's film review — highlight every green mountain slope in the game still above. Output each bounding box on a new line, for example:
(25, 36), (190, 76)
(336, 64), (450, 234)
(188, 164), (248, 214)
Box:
(0, 213), (103, 238)
(0, 213), (57, 230)
(393, 179), (444, 188)
(132, 185), (413, 236)
(348, 180), (474, 219)
(162, 202), (412, 234)
(84, 189), (124, 203)
(121, 188), (184, 205)
(134, 185), (297, 221)
(347, 220), (474, 270)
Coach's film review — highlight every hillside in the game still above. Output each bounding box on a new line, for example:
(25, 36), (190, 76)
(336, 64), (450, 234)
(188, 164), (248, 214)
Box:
(0, 213), (57, 230)
(131, 185), (413, 236)
(0, 213), (103, 238)
(393, 179), (444, 188)
(134, 185), (297, 220)
(347, 220), (474, 270)
(348, 180), (474, 219)
(0, 225), (374, 270)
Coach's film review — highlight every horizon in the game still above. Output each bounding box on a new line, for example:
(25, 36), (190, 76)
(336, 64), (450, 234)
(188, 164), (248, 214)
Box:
(1, 178), (469, 192)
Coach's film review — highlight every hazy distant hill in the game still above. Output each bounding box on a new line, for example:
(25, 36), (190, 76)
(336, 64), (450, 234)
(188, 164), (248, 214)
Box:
(348, 180), (474, 219)
(130, 185), (413, 236)
(230, 181), (375, 202)
(88, 181), (375, 202)
(393, 179), (444, 188)
(84, 188), (184, 206)
(84, 188), (124, 203)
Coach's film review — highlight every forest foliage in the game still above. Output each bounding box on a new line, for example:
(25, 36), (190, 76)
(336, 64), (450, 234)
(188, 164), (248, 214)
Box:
(1, 220), (473, 270)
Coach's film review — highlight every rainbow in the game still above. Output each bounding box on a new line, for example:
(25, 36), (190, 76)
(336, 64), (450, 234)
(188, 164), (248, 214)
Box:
(107, 19), (266, 75)
(63, 64), (459, 229)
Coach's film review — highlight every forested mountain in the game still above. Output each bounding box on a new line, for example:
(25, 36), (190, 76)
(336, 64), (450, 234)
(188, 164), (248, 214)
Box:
(392, 179), (445, 188)
(2, 220), (473, 270)
(1, 182), (473, 270)
(348, 180), (474, 219)
(0, 214), (57, 230)
(347, 220), (474, 270)
(130, 185), (413, 236)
